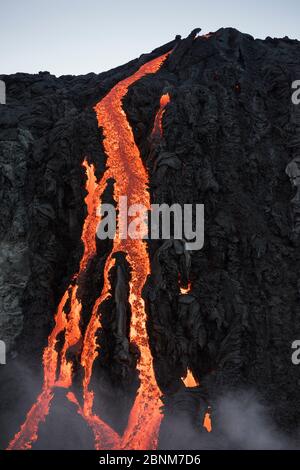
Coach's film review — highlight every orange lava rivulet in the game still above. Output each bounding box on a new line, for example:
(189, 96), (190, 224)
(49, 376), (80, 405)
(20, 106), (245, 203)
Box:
(8, 52), (170, 451)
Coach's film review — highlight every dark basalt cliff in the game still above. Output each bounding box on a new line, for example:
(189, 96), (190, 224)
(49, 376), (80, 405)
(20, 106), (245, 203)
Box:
(1, 28), (300, 449)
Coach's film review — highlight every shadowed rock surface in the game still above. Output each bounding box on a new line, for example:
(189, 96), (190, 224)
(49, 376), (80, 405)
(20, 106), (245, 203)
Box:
(1, 28), (300, 449)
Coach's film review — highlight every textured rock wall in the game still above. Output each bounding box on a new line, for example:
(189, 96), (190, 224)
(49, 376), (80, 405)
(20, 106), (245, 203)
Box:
(124, 28), (300, 438)
(0, 127), (31, 351)
(1, 28), (300, 448)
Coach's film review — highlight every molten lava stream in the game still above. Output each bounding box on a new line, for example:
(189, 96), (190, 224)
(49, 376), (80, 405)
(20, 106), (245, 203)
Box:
(8, 52), (170, 451)
(81, 53), (170, 450)
(7, 160), (102, 450)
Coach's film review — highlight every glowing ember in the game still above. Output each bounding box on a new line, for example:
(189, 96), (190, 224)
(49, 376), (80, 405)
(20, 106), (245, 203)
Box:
(180, 282), (192, 295)
(203, 411), (212, 433)
(201, 32), (213, 39)
(182, 368), (198, 387)
(151, 92), (170, 137)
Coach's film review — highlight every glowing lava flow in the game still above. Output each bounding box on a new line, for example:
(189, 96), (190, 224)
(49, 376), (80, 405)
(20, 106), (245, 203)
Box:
(182, 369), (212, 433)
(8, 52), (170, 451)
(204, 412), (212, 433)
(201, 32), (213, 39)
(81, 53), (170, 450)
(183, 368), (198, 387)
(8, 51), (214, 451)
(151, 92), (170, 138)
(8, 160), (101, 450)
(180, 282), (192, 295)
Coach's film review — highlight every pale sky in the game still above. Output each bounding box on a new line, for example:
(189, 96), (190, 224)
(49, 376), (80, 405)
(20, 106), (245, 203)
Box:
(0, 0), (300, 76)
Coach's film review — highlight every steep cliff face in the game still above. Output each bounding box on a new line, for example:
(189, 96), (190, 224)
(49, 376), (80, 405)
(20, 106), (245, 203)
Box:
(1, 28), (300, 449)
(125, 28), (300, 437)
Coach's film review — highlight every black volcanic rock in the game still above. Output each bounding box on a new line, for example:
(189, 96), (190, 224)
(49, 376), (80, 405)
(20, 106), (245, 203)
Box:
(1, 28), (300, 449)
(124, 28), (300, 439)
